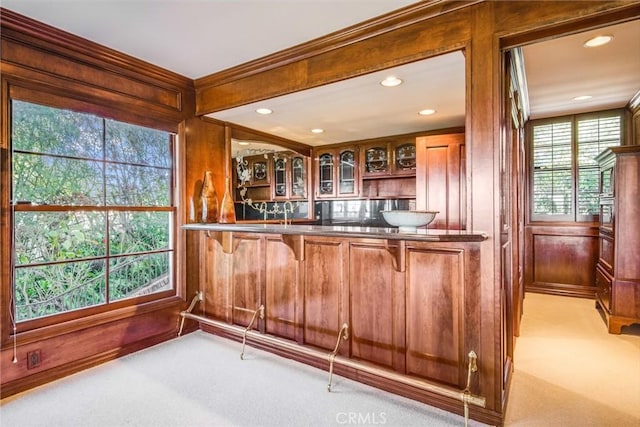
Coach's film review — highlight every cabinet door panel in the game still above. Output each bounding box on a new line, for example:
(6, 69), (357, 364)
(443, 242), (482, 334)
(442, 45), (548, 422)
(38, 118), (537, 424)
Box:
(393, 141), (417, 175)
(599, 235), (614, 274)
(232, 236), (263, 328)
(596, 266), (612, 312)
(316, 152), (336, 198)
(406, 248), (463, 387)
(350, 243), (405, 371)
(290, 156), (308, 199)
(303, 239), (348, 351)
(273, 158), (288, 199)
(363, 144), (390, 177)
(338, 149), (359, 197)
(315, 147), (359, 199)
(200, 233), (232, 322)
(250, 159), (270, 186)
(265, 238), (298, 340)
(416, 133), (465, 230)
(422, 146), (448, 226)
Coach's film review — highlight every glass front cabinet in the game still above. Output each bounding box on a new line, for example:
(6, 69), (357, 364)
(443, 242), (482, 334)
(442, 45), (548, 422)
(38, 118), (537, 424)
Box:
(290, 156), (308, 199)
(394, 141), (417, 174)
(361, 139), (416, 178)
(272, 153), (309, 200)
(363, 144), (389, 176)
(315, 146), (359, 199)
(273, 157), (287, 198)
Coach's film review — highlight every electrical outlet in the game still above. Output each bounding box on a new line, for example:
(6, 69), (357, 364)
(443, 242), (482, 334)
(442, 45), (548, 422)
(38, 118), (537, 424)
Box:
(27, 350), (41, 369)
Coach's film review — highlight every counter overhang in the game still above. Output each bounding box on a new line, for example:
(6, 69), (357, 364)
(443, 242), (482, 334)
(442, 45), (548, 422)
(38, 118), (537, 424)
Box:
(182, 223), (487, 242)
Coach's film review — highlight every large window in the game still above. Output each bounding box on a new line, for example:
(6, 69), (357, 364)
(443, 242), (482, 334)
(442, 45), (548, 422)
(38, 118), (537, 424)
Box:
(11, 100), (175, 324)
(530, 110), (622, 222)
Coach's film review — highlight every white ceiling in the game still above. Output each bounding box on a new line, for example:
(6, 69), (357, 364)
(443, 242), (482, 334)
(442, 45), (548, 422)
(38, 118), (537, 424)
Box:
(2, 1), (639, 148)
(1, 0), (416, 79)
(214, 51), (465, 146)
(523, 20), (640, 120)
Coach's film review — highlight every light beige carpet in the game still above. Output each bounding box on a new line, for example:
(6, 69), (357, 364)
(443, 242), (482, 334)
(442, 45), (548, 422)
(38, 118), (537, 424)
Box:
(1, 331), (486, 427)
(2, 293), (638, 426)
(505, 292), (640, 426)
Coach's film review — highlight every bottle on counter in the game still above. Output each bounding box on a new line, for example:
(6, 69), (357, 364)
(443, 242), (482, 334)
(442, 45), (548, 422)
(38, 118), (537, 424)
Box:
(219, 176), (236, 224)
(188, 195), (198, 223)
(200, 171), (219, 223)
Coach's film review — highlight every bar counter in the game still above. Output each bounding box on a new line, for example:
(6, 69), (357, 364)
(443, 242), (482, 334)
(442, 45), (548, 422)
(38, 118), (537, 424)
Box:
(182, 222), (487, 242)
(184, 221), (489, 422)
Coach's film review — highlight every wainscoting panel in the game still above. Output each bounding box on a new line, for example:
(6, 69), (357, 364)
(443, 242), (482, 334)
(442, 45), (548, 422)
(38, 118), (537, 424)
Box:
(524, 225), (599, 298)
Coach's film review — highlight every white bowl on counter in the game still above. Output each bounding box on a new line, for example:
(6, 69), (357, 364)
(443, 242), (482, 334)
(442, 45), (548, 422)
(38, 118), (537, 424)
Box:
(381, 210), (438, 232)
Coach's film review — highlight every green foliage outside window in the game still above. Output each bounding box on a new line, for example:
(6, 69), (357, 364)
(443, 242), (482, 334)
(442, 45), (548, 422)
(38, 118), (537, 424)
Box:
(12, 100), (174, 322)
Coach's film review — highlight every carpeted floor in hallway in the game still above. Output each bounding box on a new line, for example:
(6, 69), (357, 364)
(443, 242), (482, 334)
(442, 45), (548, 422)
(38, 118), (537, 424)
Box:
(504, 292), (640, 426)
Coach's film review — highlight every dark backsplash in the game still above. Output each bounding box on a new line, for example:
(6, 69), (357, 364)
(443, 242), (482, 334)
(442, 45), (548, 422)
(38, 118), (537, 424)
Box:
(234, 201), (310, 221)
(315, 199), (415, 227)
(234, 199), (414, 226)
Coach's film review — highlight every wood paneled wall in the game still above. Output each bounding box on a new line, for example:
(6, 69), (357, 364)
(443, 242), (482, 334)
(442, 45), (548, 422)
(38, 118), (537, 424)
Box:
(0, 9), (196, 397)
(2, 1), (640, 421)
(524, 225), (600, 298)
(190, 2), (640, 423)
(181, 117), (227, 318)
(0, 10), (194, 129)
(0, 301), (179, 397)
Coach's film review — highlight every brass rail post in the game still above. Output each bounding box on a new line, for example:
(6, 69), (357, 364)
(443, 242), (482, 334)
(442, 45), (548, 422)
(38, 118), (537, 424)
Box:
(327, 323), (349, 392)
(178, 292), (202, 337)
(462, 350), (478, 427)
(240, 305), (265, 360)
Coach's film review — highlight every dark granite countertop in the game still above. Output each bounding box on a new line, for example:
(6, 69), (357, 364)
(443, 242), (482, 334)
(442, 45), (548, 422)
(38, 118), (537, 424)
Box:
(182, 223), (487, 242)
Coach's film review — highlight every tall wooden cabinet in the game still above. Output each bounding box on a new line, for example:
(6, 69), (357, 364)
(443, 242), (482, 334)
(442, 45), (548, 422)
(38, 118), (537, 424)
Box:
(416, 133), (466, 229)
(595, 146), (640, 334)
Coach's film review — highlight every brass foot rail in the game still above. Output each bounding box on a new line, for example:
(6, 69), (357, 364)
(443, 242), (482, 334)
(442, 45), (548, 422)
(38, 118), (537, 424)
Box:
(179, 310), (486, 413)
(240, 305), (265, 360)
(327, 323), (349, 392)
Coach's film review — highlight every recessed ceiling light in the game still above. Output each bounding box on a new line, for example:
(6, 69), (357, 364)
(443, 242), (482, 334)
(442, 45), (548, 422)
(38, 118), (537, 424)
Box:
(238, 142), (250, 146)
(380, 76), (403, 87)
(573, 95), (593, 101)
(311, 128), (324, 134)
(418, 109), (436, 116)
(256, 108), (273, 115)
(584, 35), (613, 48)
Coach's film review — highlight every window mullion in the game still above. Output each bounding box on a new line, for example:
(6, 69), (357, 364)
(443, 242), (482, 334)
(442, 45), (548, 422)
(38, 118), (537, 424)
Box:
(572, 115), (578, 221)
(102, 118), (111, 305)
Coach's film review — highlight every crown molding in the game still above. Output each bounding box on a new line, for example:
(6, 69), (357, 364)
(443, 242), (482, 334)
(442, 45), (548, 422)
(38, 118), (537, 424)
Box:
(0, 7), (194, 90)
(194, 0), (480, 90)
